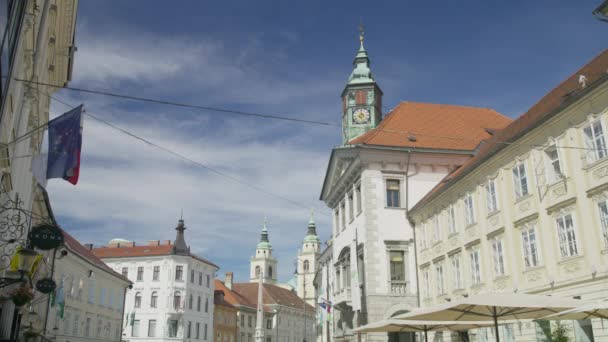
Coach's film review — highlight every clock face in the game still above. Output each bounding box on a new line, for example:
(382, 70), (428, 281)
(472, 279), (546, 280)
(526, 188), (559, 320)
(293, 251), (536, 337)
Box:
(353, 108), (370, 124)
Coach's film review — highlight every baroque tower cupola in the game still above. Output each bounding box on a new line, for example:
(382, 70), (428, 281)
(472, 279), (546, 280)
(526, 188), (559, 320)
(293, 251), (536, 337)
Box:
(297, 210), (320, 305)
(172, 217), (190, 255)
(250, 217), (278, 284)
(341, 25), (383, 144)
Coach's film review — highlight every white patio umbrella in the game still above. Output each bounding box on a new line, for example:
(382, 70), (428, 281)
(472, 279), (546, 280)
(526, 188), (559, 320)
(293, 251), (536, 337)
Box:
(395, 293), (583, 342)
(541, 301), (608, 320)
(353, 319), (496, 342)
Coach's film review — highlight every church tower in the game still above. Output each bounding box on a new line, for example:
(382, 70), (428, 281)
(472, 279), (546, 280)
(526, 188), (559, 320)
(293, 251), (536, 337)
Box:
(250, 218), (278, 284)
(297, 211), (320, 306)
(341, 26), (383, 144)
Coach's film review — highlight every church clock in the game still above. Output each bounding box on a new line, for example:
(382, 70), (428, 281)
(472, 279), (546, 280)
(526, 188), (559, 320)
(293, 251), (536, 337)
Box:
(353, 108), (370, 124)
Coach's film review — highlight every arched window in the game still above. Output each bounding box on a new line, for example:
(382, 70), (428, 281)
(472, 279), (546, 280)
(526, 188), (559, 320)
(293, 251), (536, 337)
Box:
(150, 292), (158, 308)
(268, 266), (273, 279)
(188, 294), (193, 309)
(303, 260), (310, 272)
(173, 291), (181, 310)
(197, 296), (201, 311)
(134, 292), (142, 308)
(255, 266), (261, 278)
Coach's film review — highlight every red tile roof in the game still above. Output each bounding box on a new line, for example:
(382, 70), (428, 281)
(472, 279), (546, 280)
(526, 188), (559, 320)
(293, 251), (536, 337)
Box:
(348, 102), (512, 151)
(232, 282), (315, 312)
(214, 290), (237, 309)
(214, 279), (255, 310)
(61, 229), (130, 283)
(92, 244), (219, 269)
(412, 49), (608, 213)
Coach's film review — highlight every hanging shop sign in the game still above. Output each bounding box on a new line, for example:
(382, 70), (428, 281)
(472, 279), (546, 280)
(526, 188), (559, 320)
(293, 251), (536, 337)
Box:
(35, 278), (56, 294)
(29, 224), (64, 250)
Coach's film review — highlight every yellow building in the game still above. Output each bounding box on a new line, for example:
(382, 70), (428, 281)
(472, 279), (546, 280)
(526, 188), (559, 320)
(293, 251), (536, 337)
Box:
(214, 289), (237, 342)
(410, 49), (608, 342)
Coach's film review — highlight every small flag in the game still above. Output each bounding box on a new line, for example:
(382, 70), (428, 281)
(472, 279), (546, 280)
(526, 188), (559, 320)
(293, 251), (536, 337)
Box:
(33, 105), (84, 186)
(56, 285), (65, 319)
(47, 105), (84, 185)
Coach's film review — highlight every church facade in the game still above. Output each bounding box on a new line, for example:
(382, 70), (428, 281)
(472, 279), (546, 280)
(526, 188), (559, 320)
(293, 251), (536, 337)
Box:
(318, 32), (513, 341)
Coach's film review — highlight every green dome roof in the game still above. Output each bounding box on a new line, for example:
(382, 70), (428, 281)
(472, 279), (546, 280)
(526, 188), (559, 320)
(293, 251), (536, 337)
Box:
(303, 209), (320, 243)
(257, 217), (272, 249)
(304, 234), (320, 243)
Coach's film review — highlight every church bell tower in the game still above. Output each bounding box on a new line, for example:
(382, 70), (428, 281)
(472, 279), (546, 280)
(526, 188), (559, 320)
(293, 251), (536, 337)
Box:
(297, 210), (320, 306)
(250, 218), (278, 284)
(341, 25), (383, 144)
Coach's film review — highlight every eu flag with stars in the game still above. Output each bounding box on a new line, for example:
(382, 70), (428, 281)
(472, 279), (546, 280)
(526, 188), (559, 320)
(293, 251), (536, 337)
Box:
(47, 105), (84, 185)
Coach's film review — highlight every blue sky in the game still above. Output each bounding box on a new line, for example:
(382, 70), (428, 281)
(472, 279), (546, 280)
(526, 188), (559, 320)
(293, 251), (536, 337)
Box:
(47, 0), (606, 283)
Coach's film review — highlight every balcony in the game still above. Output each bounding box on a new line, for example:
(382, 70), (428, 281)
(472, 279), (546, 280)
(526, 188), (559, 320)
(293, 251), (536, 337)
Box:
(390, 281), (408, 295)
(333, 287), (352, 308)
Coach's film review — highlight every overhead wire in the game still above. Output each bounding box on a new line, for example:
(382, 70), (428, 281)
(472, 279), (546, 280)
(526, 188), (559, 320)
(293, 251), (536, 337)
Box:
(44, 92), (330, 216)
(15, 78), (340, 127)
(14, 78), (607, 153)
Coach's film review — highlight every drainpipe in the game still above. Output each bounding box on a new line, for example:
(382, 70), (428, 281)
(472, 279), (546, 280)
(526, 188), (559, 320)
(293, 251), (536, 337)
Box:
(119, 284), (129, 340)
(404, 150), (421, 307)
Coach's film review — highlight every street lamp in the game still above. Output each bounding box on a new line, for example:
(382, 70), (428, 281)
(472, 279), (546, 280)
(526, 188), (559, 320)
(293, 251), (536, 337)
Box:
(593, 0), (608, 22)
(0, 247), (39, 288)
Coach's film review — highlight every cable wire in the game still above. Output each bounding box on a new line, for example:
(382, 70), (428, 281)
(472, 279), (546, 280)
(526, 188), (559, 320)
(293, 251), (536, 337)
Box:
(46, 93), (329, 216)
(15, 78), (340, 127)
(18, 79), (607, 155)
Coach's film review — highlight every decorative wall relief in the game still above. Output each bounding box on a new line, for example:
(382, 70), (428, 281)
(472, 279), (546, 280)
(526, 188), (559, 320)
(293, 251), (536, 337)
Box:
(526, 271), (541, 282)
(519, 200), (531, 212)
(552, 184), (567, 198)
(593, 165), (608, 180)
(563, 260), (581, 274)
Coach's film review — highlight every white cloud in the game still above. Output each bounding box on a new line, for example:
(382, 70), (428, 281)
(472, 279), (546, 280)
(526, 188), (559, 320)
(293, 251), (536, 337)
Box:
(47, 19), (345, 282)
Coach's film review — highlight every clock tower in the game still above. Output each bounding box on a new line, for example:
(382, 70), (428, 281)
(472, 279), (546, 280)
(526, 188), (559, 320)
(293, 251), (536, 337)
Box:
(341, 27), (383, 144)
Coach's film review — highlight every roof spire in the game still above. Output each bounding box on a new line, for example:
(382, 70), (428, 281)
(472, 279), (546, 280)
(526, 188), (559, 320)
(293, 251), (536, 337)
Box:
(257, 216), (272, 249)
(173, 216), (189, 255)
(304, 209), (320, 243)
(358, 20), (365, 50)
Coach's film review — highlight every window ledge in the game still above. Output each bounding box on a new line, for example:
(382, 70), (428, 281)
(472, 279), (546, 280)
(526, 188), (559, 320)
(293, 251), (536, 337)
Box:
(522, 265), (545, 273)
(448, 232), (459, 238)
(583, 156), (608, 171)
(514, 193), (533, 204)
(486, 210), (501, 219)
(600, 247), (608, 255)
(557, 254), (584, 265)
(384, 206), (406, 210)
(546, 177), (568, 189)
(471, 282), (485, 289)
(465, 222), (477, 229)
(493, 274), (510, 282)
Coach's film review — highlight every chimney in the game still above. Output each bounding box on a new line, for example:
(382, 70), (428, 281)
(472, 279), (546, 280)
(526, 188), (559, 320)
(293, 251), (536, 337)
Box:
(225, 272), (233, 290)
(148, 240), (160, 246)
(84, 243), (94, 250)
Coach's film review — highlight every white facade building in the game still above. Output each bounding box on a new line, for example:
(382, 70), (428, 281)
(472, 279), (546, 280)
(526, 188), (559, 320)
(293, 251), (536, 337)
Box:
(318, 34), (512, 341)
(46, 229), (131, 342)
(410, 50), (608, 342)
(93, 219), (219, 342)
